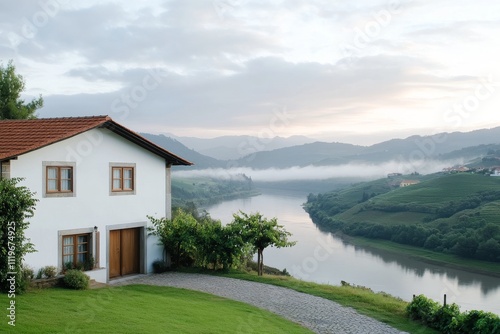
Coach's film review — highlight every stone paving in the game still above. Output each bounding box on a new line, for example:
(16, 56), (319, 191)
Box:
(111, 272), (408, 334)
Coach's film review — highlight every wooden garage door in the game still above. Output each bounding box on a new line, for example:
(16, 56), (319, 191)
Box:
(109, 228), (140, 279)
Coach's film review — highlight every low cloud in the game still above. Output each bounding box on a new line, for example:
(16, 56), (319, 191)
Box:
(173, 160), (460, 182)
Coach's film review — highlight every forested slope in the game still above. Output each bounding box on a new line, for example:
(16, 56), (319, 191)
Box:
(305, 173), (500, 262)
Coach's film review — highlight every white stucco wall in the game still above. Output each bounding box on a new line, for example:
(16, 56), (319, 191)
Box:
(11, 128), (167, 282)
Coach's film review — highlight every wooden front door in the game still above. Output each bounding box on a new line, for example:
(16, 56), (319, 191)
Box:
(109, 228), (141, 279)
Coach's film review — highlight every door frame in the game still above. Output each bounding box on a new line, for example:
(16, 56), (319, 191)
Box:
(106, 222), (147, 282)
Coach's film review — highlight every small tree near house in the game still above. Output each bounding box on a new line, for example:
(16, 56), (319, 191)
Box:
(148, 209), (198, 268)
(0, 178), (37, 293)
(231, 211), (295, 276)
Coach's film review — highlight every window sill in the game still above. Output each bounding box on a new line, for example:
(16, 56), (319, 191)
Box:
(44, 192), (75, 198)
(109, 190), (136, 196)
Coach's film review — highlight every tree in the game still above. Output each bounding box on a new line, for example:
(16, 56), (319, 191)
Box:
(452, 235), (478, 258)
(0, 178), (38, 293)
(231, 211), (295, 276)
(148, 208), (198, 268)
(0, 60), (43, 119)
(476, 238), (500, 262)
(423, 234), (442, 250)
(196, 219), (246, 271)
(479, 223), (500, 241)
(359, 191), (370, 203)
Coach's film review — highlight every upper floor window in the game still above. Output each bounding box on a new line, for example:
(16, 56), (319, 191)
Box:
(110, 163), (136, 195)
(47, 166), (73, 193)
(43, 162), (76, 198)
(0, 161), (10, 180)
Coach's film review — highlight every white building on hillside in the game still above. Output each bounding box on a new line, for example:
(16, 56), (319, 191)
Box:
(0, 116), (192, 283)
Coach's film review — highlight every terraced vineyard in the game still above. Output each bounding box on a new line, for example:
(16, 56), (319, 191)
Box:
(305, 173), (500, 264)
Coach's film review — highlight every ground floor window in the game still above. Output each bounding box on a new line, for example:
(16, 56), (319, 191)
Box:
(63, 234), (90, 266)
(59, 229), (99, 271)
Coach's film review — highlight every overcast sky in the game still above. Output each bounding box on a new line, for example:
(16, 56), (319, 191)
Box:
(1, 0), (500, 144)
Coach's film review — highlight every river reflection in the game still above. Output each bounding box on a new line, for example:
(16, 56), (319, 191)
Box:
(206, 190), (500, 315)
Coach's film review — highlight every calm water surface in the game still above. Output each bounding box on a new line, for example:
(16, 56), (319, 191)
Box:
(206, 191), (500, 315)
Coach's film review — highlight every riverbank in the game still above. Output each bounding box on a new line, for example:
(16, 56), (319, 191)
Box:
(340, 235), (500, 278)
(205, 191), (500, 315)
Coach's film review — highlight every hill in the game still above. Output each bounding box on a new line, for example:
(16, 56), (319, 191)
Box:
(142, 126), (500, 172)
(232, 127), (500, 169)
(234, 141), (365, 168)
(140, 133), (225, 169)
(168, 134), (317, 160)
(305, 173), (500, 263)
(171, 174), (258, 207)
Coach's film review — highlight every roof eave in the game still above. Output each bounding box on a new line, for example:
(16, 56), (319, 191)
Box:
(101, 121), (193, 166)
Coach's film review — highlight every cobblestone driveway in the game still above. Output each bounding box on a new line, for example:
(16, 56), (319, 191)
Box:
(111, 272), (408, 334)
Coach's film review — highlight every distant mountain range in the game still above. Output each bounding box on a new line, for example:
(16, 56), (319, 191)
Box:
(166, 134), (317, 160)
(140, 133), (225, 169)
(142, 126), (500, 170)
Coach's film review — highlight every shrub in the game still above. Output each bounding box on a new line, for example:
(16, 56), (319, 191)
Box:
(406, 294), (500, 334)
(74, 262), (85, 271)
(43, 265), (57, 278)
(36, 265), (58, 279)
(84, 257), (95, 271)
(64, 262), (73, 272)
(454, 310), (500, 334)
(406, 294), (440, 324)
(63, 270), (89, 290)
(0, 178), (38, 294)
(20, 265), (35, 291)
(433, 303), (461, 333)
(152, 260), (168, 273)
(36, 268), (43, 280)
(22, 266), (35, 281)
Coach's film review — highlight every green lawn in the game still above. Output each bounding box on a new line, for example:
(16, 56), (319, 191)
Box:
(0, 285), (312, 334)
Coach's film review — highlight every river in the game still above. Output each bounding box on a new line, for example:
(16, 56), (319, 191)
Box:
(206, 190), (500, 315)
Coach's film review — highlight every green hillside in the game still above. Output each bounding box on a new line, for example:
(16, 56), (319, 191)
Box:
(172, 174), (258, 207)
(373, 173), (500, 204)
(305, 173), (500, 264)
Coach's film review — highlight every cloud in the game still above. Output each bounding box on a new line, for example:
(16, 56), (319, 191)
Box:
(37, 52), (488, 140)
(2, 0), (500, 143)
(173, 159), (459, 183)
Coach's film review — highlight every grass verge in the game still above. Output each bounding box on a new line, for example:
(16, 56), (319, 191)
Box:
(0, 284), (312, 334)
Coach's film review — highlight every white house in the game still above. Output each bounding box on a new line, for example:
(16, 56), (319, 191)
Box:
(400, 179), (420, 187)
(0, 116), (192, 283)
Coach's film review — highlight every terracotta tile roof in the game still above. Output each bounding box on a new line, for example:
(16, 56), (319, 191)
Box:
(0, 116), (192, 165)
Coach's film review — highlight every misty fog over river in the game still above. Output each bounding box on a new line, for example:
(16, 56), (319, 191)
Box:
(206, 190), (500, 315)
